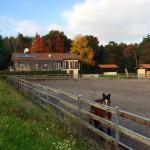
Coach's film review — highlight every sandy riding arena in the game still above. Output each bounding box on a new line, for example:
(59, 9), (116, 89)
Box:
(37, 78), (150, 118)
(37, 78), (150, 150)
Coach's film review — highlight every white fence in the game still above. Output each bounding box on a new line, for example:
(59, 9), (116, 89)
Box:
(8, 76), (150, 150)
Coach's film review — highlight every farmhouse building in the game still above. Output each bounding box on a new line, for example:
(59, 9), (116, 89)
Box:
(97, 64), (119, 75)
(137, 64), (150, 79)
(11, 53), (79, 77)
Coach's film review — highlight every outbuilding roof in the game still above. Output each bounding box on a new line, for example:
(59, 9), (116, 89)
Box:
(97, 64), (119, 69)
(138, 64), (150, 69)
(12, 53), (79, 62)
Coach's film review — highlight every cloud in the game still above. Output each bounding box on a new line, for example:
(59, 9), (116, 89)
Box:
(15, 20), (41, 35)
(47, 24), (63, 32)
(0, 17), (42, 36)
(63, 0), (150, 44)
(0, 17), (64, 37)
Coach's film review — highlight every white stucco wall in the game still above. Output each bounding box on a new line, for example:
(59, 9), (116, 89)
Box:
(146, 71), (150, 78)
(137, 69), (145, 78)
(103, 72), (117, 76)
(62, 60), (79, 78)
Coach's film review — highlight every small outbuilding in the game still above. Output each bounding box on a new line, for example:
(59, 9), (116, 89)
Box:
(97, 64), (119, 76)
(137, 64), (150, 79)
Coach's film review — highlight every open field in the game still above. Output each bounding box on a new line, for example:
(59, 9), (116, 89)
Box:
(37, 78), (150, 150)
(0, 79), (91, 150)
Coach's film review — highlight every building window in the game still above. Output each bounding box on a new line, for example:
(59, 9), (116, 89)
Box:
(63, 61), (69, 69)
(20, 64), (24, 67)
(70, 61), (78, 69)
(58, 62), (61, 69)
(44, 64), (47, 67)
(35, 64), (38, 70)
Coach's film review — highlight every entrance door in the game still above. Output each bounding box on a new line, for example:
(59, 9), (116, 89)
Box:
(69, 70), (74, 78)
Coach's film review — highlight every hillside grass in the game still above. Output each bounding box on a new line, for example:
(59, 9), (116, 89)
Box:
(0, 79), (91, 150)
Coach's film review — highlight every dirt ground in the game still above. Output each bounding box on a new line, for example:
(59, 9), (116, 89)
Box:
(37, 78), (150, 118)
(36, 78), (150, 150)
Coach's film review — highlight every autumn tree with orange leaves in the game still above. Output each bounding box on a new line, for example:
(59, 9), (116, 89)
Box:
(43, 30), (70, 53)
(30, 34), (49, 53)
(70, 35), (95, 65)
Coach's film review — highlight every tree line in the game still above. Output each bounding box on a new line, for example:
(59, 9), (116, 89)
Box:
(0, 30), (150, 72)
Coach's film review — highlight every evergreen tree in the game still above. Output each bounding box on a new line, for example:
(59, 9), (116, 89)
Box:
(0, 35), (12, 70)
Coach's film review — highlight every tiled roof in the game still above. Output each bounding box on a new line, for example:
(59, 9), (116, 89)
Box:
(138, 64), (150, 69)
(12, 53), (79, 62)
(97, 64), (119, 69)
(50, 53), (79, 61)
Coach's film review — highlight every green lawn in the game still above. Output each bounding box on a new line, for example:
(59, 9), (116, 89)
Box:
(0, 79), (91, 150)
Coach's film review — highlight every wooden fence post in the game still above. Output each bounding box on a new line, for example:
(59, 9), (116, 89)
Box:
(76, 78), (79, 96)
(77, 94), (81, 118)
(58, 89), (64, 121)
(18, 78), (20, 90)
(46, 86), (49, 104)
(34, 83), (38, 103)
(16, 78), (18, 87)
(38, 84), (41, 105)
(22, 79), (24, 92)
(31, 82), (34, 99)
(20, 79), (22, 90)
(20, 79), (23, 91)
(115, 106), (120, 150)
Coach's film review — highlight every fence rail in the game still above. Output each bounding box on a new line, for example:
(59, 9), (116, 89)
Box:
(12, 74), (72, 80)
(8, 73), (150, 80)
(8, 76), (150, 150)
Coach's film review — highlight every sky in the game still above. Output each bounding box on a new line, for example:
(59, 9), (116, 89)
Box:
(0, 0), (150, 44)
